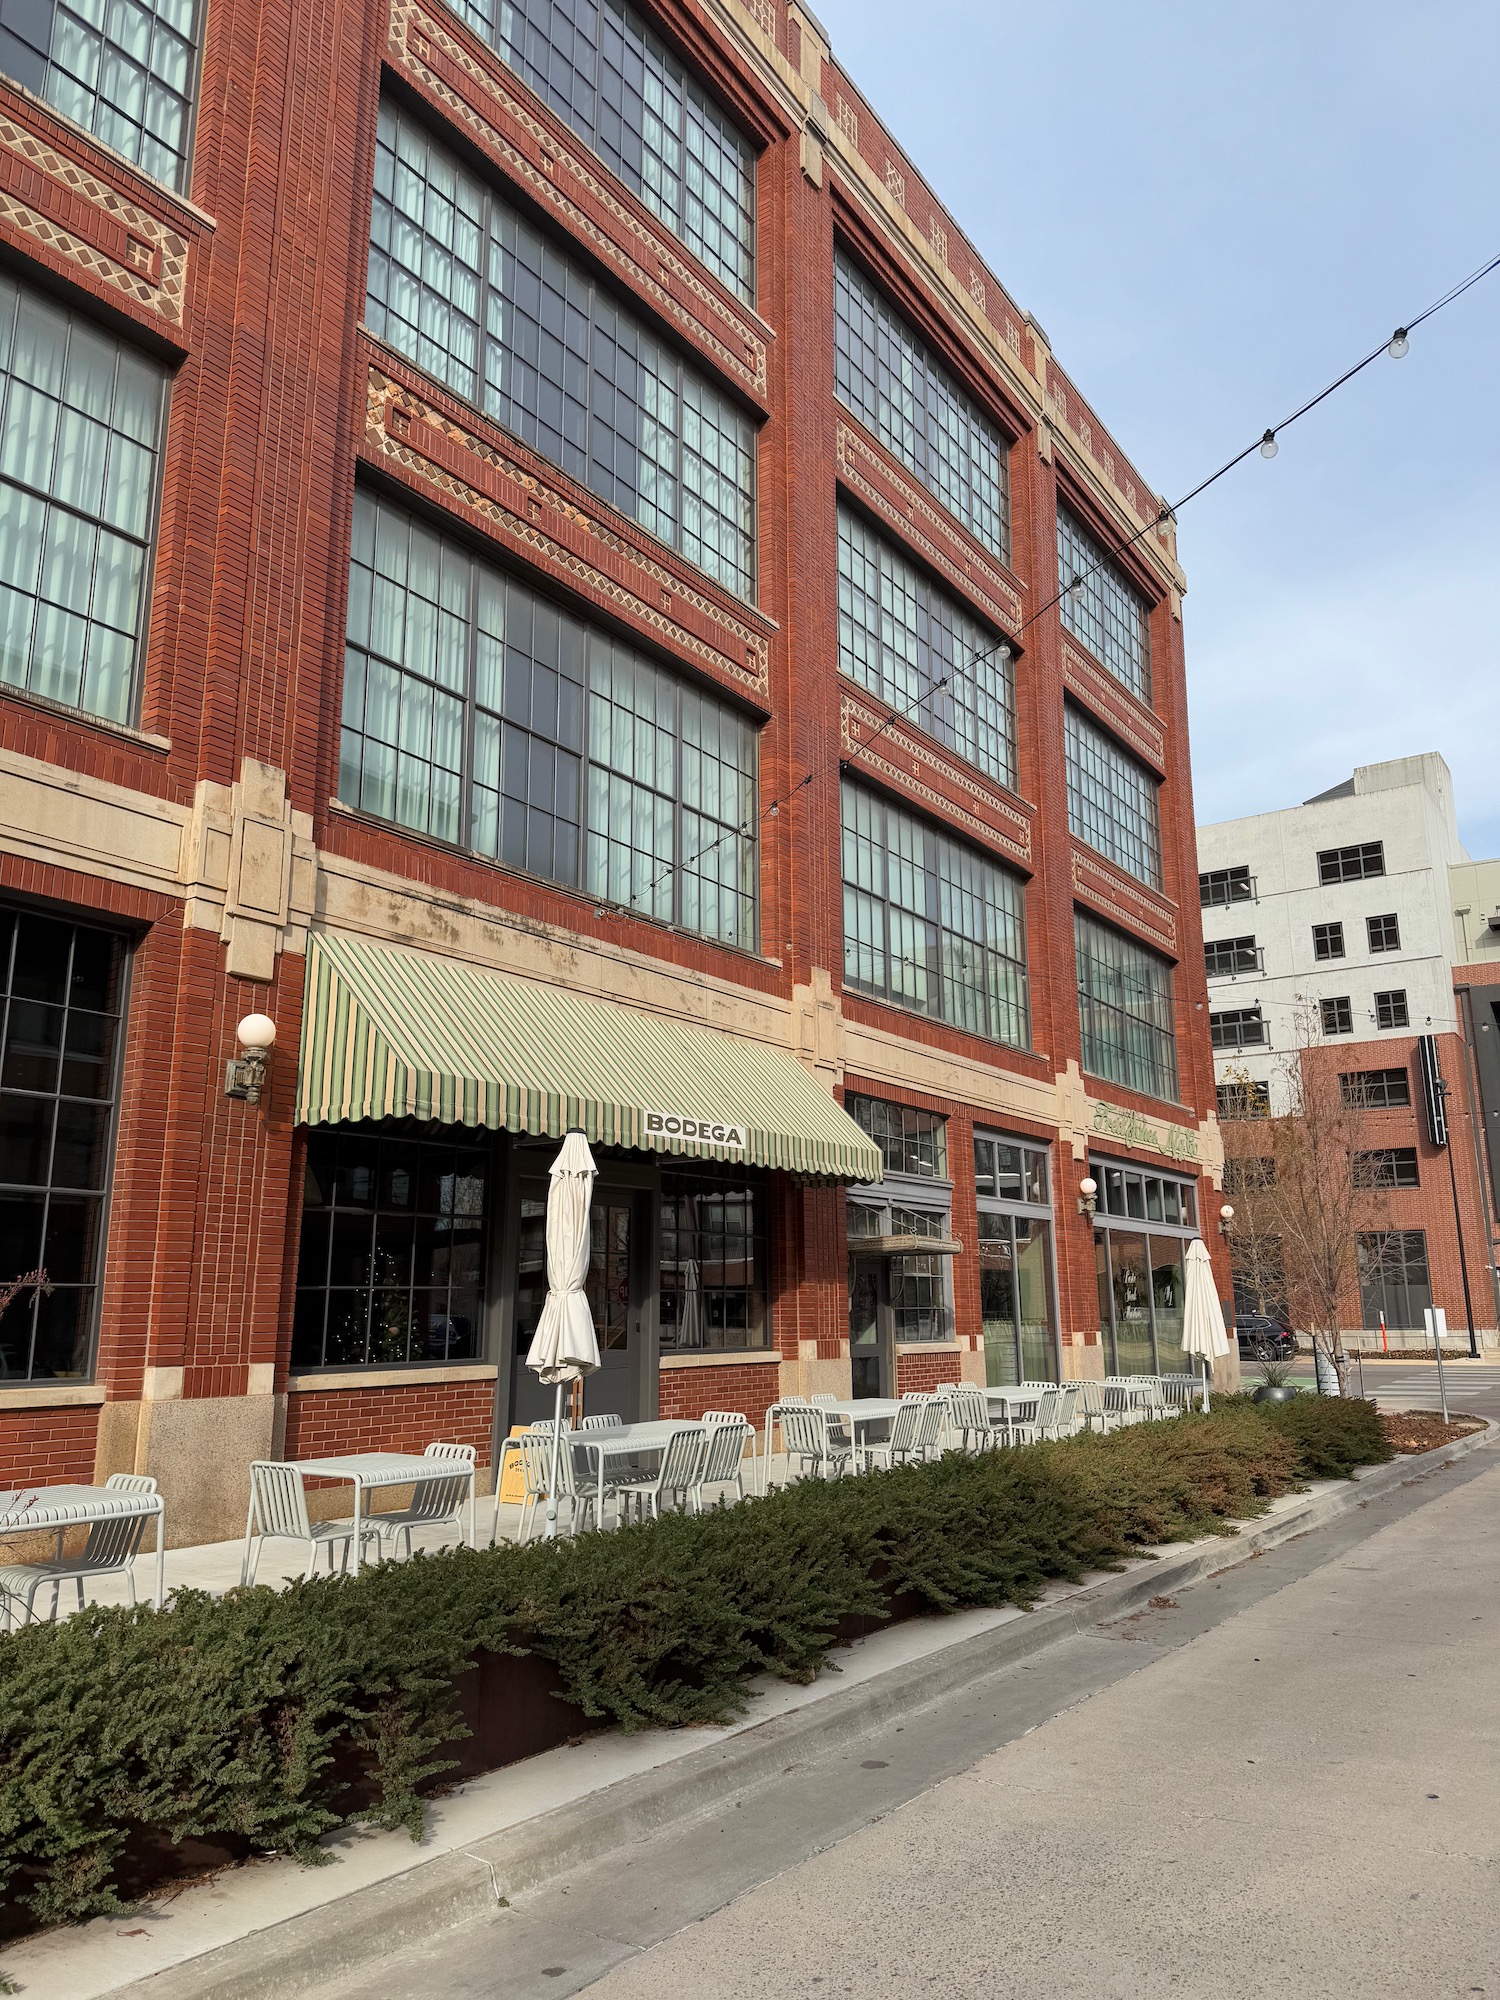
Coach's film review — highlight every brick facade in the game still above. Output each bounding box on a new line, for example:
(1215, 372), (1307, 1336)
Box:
(0, 0), (1232, 1542)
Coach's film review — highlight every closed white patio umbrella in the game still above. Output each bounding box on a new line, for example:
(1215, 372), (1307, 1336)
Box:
(1181, 1237), (1232, 1411)
(524, 1129), (601, 1538)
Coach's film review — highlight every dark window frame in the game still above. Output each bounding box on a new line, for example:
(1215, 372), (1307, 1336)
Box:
(1199, 865), (1255, 910)
(1312, 920), (1345, 961)
(1210, 1006), (1267, 1051)
(836, 502), (1015, 788)
(368, 100), (757, 601)
(1204, 935), (1260, 979)
(841, 779), (1031, 1048)
(1320, 995), (1353, 1037)
(846, 1093), (948, 1180)
(1057, 502), (1151, 704)
(658, 1163), (771, 1355)
(833, 247), (1010, 564)
(1217, 1079), (1270, 1120)
(1374, 988), (1409, 1030)
(1317, 840), (1385, 885)
(1340, 1067), (1411, 1109)
(1367, 913), (1401, 953)
(1063, 703), (1162, 889)
(0, 902), (131, 1384)
(1075, 909), (1178, 1101)
(445, 0), (756, 301)
(1352, 1147), (1419, 1190)
(291, 1124), (492, 1371)
(339, 488), (760, 950)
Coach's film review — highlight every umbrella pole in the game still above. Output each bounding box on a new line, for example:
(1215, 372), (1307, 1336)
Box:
(1202, 1354), (1211, 1415)
(545, 1380), (564, 1540)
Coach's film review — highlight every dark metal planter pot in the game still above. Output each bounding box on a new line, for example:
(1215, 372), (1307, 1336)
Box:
(1252, 1384), (1300, 1404)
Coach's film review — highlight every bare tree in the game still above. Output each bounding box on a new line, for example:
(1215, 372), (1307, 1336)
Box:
(1220, 1008), (1400, 1392)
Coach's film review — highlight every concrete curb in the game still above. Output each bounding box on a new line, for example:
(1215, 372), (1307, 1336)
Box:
(101, 1421), (1495, 1999)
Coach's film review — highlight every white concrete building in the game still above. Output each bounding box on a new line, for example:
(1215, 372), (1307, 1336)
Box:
(1195, 754), (1481, 1106)
(1197, 753), (1500, 1347)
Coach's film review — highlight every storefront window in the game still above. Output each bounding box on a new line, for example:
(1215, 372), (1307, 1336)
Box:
(975, 1129), (1056, 1385)
(0, 905), (125, 1381)
(1091, 1157), (1200, 1375)
(292, 1128), (489, 1368)
(659, 1169), (769, 1352)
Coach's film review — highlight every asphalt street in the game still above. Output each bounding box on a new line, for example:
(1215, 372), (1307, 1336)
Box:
(1283, 1356), (1500, 1423)
(317, 1439), (1500, 2000)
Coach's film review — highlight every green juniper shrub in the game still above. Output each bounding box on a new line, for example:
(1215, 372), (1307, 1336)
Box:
(1238, 1392), (1393, 1479)
(0, 1397), (1389, 1929)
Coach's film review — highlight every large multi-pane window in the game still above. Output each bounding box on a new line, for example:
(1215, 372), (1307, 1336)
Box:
(0, 0), (198, 188)
(292, 1128), (489, 1369)
(1075, 909), (1178, 1100)
(841, 781), (1029, 1046)
(836, 505), (1014, 787)
(1317, 841), (1384, 885)
(659, 1167), (768, 1352)
(1091, 1160), (1198, 1378)
(1057, 504), (1151, 703)
(833, 250), (1009, 564)
(341, 490), (758, 946)
(846, 1094), (947, 1180)
(1199, 865), (1254, 910)
(0, 906), (125, 1382)
(446, 0), (754, 301)
(368, 103), (756, 598)
(0, 276), (164, 725)
(1211, 1006), (1267, 1051)
(1064, 705), (1162, 888)
(1340, 1068), (1410, 1109)
(1358, 1229), (1430, 1331)
(974, 1131), (1055, 1385)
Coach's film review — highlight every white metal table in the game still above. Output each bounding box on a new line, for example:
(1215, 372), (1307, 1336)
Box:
(288, 1453), (478, 1570)
(984, 1384), (1053, 1438)
(573, 1420), (707, 1522)
(0, 1483), (165, 1610)
(816, 1398), (903, 1467)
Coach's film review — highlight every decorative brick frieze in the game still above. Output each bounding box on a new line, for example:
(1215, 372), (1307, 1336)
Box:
(835, 418), (1023, 635)
(1069, 845), (1178, 953)
(387, 0), (770, 403)
(0, 107), (189, 324)
(839, 693), (1032, 866)
(363, 361), (773, 701)
(1061, 642), (1166, 771)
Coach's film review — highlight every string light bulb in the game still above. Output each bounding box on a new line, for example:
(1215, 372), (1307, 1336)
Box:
(1388, 327), (1409, 359)
(1259, 430), (1278, 459)
(1067, 572), (1085, 599)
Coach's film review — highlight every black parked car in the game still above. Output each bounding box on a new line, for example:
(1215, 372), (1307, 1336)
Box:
(1235, 1314), (1298, 1361)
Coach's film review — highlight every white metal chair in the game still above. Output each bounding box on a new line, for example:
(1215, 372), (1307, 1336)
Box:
(241, 1463), (381, 1585)
(1075, 1379), (1109, 1432)
(759, 1398), (810, 1490)
(1037, 1385), (1080, 1440)
(942, 1385), (996, 1454)
(858, 1395), (926, 1471)
(581, 1414), (624, 1430)
(692, 1417), (753, 1507)
(810, 1391), (855, 1452)
(778, 1404), (855, 1482)
(0, 1474), (159, 1624)
(612, 1426), (708, 1522)
(370, 1441), (474, 1560)
(1158, 1374), (1197, 1413)
(910, 1393), (946, 1460)
(516, 1425), (597, 1542)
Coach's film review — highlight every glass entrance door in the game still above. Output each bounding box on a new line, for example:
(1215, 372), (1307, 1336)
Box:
(512, 1182), (647, 1424)
(848, 1254), (888, 1397)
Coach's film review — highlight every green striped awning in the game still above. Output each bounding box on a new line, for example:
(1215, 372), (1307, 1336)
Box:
(296, 931), (883, 1184)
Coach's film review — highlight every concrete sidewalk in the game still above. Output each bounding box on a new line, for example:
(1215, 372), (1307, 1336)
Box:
(572, 1441), (1500, 2000)
(3, 1423), (1491, 2000)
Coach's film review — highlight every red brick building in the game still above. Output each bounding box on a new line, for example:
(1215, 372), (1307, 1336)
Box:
(0, 0), (1229, 1541)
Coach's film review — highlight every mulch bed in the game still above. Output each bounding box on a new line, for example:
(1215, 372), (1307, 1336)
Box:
(1380, 1411), (1486, 1454)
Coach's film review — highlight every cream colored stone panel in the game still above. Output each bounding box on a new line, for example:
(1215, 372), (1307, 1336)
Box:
(0, 746), (187, 895)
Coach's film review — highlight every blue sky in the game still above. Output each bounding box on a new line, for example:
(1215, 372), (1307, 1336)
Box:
(810, 0), (1500, 855)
